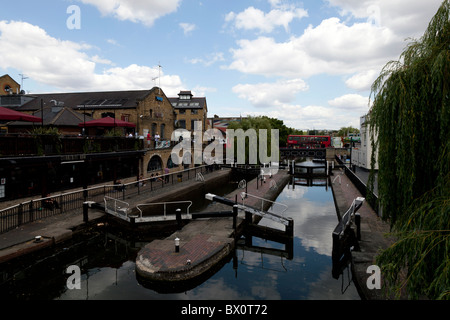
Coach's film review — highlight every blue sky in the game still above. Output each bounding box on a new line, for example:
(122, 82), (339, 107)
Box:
(0, 0), (444, 130)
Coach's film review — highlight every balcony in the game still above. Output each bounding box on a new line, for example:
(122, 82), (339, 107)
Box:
(0, 134), (146, 157)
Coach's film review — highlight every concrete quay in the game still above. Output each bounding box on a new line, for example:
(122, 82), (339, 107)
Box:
(135, 170), (292, 291)
(329, 168), (397, 299)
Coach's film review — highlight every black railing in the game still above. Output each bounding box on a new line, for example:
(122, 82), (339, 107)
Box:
(0, 134), (151, 156)
(334, 155), (379, 215)
(0, 164), (220, 234)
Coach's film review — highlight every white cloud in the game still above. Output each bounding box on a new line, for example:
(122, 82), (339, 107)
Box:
(106, 38), (120, 46)
(80, 0), (181, 26)
(227, 18), (401, 79)
(243, 103), (359, 130)
(325, 0), (443, 38)
(328, 94), (370, 112)
(345, 69), (379, 91)
(179, 22), (196, 35)
(225, 5), (308, 33)
(187, 52), (225, 67)
(0, 20), (184, 95)
(232, 79), (309, 108)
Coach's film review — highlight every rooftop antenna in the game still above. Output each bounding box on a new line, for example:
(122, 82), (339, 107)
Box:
(157, 62), (162, 94)
(19, 73), (29, 91)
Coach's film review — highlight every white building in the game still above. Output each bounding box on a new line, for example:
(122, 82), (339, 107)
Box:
(351, 114), (378, 170)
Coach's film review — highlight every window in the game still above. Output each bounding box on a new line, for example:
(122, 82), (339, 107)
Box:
(178, 120), (186, 129)
(191, 109), (198, 114)
(160, 124), (165, 139)
(179, 109), (186, 114)
(121, 114), (130, 122)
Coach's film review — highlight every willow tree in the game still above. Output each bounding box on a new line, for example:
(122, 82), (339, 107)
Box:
(368, 1), (449, 299)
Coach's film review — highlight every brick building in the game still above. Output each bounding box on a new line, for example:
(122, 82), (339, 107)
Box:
(0, 74), (21, 96)
(169, 90), (208, 138)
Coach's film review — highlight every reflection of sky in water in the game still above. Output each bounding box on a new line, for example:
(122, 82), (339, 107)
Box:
(57, 182), (360, 300)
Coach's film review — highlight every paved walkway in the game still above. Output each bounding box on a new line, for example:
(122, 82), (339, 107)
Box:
(330, 168), (397, 299)
(0, 168), (231, 263)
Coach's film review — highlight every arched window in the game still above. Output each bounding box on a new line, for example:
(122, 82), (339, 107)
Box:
(147, 155), (162, 172)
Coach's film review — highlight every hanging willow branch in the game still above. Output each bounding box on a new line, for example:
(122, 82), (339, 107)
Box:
(368, 0), (449, 299)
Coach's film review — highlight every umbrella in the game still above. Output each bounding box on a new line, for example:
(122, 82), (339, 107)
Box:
(0, 106), (42, 122)
(79, 116), (136, 128)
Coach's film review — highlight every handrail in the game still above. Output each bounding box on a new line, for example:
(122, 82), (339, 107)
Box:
(104, 196), (130, 216)
(136, 200), (193, 218)
(239, 192), (288, 215)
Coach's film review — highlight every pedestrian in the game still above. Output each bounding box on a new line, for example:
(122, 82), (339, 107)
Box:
(147, 132), (151, 147)
(164, 167), (169, 183)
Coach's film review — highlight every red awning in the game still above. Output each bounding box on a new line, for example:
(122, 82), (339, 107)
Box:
(0, 107), (43, 122)
(79, 116), (136, 128)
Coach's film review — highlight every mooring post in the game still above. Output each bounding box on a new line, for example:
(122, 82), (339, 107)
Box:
(83, 201), (89, 223)
(355, 212), (361, 240)
(245, 209), (252, 225)
(175, 237), (180, 253)
(232, 205), (238, 230)
(176, 208), (182, 230)
(286, 217), (294, 237)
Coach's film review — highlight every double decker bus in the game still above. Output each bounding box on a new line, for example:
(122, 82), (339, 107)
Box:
(287, 135), (331, 149)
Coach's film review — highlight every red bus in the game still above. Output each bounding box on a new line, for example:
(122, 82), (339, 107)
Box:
(287, 135), (331, 148)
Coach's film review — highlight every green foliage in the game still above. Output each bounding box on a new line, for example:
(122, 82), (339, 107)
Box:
(227, 116), (275, 163)
(103, 128), (124, 137)
(29, 126), (62, 155)
(369, 1), (450, 299)
(336, 126), (360, 137)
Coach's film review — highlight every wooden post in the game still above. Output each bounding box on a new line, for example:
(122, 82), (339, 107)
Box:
(29, 200), (34, 222)
(18, 203), (23, 226)
(176, 208), (182, 230)
(286, 217), (294, 237)
(232, 205), (238, 230)
(83, 201), (89, 223)
(355, 213), (361, 240)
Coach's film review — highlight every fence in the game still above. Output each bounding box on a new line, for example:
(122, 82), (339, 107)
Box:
(0, 164), (219, 234)
(0, 134), (145, 156)
(334, 156), (380, 216)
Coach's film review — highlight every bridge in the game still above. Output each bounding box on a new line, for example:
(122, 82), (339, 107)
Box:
(280, 147), (326, 159)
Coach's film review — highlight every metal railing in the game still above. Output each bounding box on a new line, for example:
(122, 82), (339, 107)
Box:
(0, 164), (220, 234)
(334, 155), (379, 215)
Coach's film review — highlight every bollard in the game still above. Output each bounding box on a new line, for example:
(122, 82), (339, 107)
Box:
(286, 218), (294, 237)
(175, 237), (180, 253)
(83, 202), (89, 223)
(232, 205), (238, 231)
(355, 213), (361, 240)
(176, 208), (182, 229)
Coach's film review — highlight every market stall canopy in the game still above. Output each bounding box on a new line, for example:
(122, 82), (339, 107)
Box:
(79, 116), (136, 127)
(0, 106), (42, 122)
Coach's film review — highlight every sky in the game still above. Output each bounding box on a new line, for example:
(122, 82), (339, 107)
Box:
(0, 0), (444, 131)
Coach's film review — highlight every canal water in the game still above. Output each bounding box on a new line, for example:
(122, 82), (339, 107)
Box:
(0, 168), (361, 300)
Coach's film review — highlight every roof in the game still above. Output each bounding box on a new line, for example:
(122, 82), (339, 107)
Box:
(16, 89), (156, 111)
(168, 91), (207, 110)
(7, 106), (93, 127)
(0, 74), (20, 86)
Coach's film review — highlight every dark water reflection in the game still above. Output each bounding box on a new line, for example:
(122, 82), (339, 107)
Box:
(57, 177), (359, 300)
(1, 175), (360, 300)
